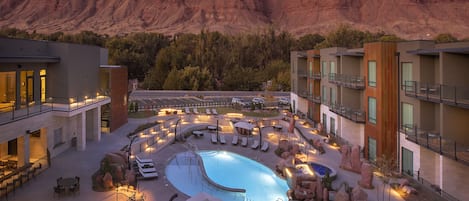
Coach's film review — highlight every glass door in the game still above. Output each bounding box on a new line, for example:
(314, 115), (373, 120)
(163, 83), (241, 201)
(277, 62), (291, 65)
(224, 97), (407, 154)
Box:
(402, 147), (414, 176)
(368, 137), (377, 162)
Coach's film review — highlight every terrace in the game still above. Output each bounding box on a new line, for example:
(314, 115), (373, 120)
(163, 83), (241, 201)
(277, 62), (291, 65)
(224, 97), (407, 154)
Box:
(329, 103), (365, 123)
(328, 73), (365, 90)
(403, 81), (469, 109)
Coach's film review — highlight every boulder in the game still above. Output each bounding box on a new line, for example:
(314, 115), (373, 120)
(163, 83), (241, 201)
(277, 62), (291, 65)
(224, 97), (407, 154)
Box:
(105, 152), (127, 165)
(351, 185), (368, 201)
(350, 145), (362, 173)
(323, 188), (329, 201)
(102, 172), (114, 189)
(358, 163), (374, 189)
(315, 179), (323, 200)
(333, 187), (350, 201)
(340, 145), (352, 170)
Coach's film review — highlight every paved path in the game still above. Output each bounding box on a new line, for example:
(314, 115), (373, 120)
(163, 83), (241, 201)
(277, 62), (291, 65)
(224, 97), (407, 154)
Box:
(6, 114), (405, 201)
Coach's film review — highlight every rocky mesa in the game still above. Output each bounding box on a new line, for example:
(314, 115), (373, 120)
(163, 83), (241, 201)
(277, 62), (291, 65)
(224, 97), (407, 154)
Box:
(0, 0), (468, 39)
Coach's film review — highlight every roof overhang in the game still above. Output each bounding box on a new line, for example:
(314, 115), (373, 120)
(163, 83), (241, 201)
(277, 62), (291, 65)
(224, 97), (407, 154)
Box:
(407, 47), (469, 56)
(0, 56), (60, 63)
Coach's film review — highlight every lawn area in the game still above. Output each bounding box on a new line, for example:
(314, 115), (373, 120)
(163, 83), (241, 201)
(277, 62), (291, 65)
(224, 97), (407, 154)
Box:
(127, 107), (282, 118)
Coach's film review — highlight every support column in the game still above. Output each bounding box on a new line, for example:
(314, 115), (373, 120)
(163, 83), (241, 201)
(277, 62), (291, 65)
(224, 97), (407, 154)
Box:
(77, 112), (86, 151)
(17, 133), (30, 167)
(94, 107), (101, 141)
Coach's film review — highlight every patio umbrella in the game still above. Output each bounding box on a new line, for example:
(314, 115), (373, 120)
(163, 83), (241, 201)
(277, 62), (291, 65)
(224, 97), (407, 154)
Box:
(186, 192), (222, 201)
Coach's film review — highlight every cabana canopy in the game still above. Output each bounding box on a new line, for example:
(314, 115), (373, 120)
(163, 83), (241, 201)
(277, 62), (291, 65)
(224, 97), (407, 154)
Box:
(233, 121), (255, 130)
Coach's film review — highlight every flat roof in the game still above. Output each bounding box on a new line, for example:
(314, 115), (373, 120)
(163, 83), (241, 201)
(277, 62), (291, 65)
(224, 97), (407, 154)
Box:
(333, 51), (364, 57)
(407, 47), (469, 56)
(100, 64), (121, 68)
(0, 56), (60, 63)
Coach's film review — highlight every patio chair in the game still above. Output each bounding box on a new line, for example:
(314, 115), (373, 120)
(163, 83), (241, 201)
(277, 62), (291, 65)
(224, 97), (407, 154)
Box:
(206, 108), (211, 115)
(193, 108), (199, 114)
(261, 141), (270, 152)
(251, 140), (260, 149)
(241, 137), (248, 147)
(212, 108), (218, 115)
(139, 166), (157, 173)
(211, 134), (218, 144)
(185, 107), (191, 114)
(232, 135), (239, 145)
(135, 156), (153, 164)
(219, 135), (226, 144)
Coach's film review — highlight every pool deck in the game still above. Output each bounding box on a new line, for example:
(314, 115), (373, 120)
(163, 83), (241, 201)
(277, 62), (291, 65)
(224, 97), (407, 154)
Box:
(6, 114), (406, 201)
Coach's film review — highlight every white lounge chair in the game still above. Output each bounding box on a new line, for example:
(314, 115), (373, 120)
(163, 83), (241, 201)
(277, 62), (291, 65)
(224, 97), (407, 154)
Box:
(193, 108), (199, 114)
(261, 141), (269, 152)
(185, 107), (191, 114)
(138, 168), (158, 179)
(136, 156), (153, 164)
(139, 166), (157, 173)
(211, 134), (218, 144)
(206, 108), (211, 115)
(219, 135), (226, 144)
(137, 161), (155, 169)
(232, 135), (239, 145)
(212, 108), (218, 115)
(251, 140), (260, 149)
(241, 137), (248, 147)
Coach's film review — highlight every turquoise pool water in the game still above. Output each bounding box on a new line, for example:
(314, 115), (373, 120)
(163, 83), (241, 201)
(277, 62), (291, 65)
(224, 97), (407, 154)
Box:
(165, 150), (289, 201)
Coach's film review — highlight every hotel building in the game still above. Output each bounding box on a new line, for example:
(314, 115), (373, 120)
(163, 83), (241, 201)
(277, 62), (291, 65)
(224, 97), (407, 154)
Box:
(292, 40), (469, 200)
(0, 37), (127, 170)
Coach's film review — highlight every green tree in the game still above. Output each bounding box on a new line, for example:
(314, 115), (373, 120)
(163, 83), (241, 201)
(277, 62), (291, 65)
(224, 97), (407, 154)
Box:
(434, 33), (458, 43)
(162, 68), (182, 90)
(296, 34), (325, 50)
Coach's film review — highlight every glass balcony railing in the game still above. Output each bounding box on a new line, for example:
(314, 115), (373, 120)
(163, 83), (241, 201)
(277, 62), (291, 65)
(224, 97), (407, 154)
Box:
(329, 103), (365, 123)
(401, 124), (469, 166)
(404, 81), (469, 109)
(0, 90), (110, 126)
(328, 73), (365, 89)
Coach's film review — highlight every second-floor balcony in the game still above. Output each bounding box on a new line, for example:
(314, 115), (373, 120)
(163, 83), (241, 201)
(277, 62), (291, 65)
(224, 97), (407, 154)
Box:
(308, 95), (321, 104)
(401, 124), (469, 166)
(404, 81), (469, 109)
(329, 103), (365, 123)
(311, 72), (321, 80)
(0, 93), (110, 126)
(329, 73), (365, 89)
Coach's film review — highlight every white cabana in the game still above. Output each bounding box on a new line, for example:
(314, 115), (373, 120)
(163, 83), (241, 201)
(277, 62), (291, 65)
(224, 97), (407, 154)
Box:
(186, 192), (222, 201)
(233, 121), (255, 130)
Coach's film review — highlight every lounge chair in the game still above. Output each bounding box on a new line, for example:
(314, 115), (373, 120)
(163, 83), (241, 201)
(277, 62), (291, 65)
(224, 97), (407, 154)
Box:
(193, 108), (199, 114)
(137, 161), (155, 169)
(251, 140), (260, 149)
(211, 133), (218, 144)
(219, 135), (226, 144)
(206, 108), (211, 115)
(139, 166), (157, 173)
(261, 141), (269, 152)
(135, 156), (153, 164)
(212, 108), (218, 115)
(138, 168), (158, 179)
(232, 135), (239, 145)
(185, 107), (191, 114)
(241, 137), (248, 147)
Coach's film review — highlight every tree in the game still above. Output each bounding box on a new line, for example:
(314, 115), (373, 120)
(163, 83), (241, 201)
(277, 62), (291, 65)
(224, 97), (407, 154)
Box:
(296, 34), (325, 50)
(434, 33), (458, 43)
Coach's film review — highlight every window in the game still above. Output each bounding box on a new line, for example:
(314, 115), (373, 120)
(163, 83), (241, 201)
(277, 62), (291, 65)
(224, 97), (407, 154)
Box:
(330, 88), (336, 105)
(40, 69), (46, 103)
(53, 128), (64, 148)
(368, 137), (377, 162)
(368, 61), (376, 87)
(330, 117), (336, 135)
(322, 86), (327, 104)
(329, 61), (336, 80)
(402, 103), (413, 132)
(309, 82), (313, 97)
(321, 61), (327, 77)
(309, 62), (313, 78)
(368, 97), (377, 124)
(322, 113), (327, 133)
(402, 147), (414, 176)
(401, 63), (413, 91)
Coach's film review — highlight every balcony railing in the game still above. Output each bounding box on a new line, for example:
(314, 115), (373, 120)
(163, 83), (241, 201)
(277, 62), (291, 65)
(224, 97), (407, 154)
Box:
(329, 103), (365, 123)
(328, 73), (365, 89)
(401, 124), (469, 166)
(308, 95), (321, 104)
(404, 81), (469, 109)
(0, 93), (110, 126)
(311, 72), (321, 80)
(298, 71), (308, 78)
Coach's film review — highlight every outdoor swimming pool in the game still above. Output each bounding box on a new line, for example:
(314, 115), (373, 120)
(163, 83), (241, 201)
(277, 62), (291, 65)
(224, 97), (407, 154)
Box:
(165, 150), (289, 201)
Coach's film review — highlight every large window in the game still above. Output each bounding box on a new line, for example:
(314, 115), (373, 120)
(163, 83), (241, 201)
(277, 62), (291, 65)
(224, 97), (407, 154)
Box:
(402, 147), (414, 176)
(0, 72), (16, 109)
(401, 63), (413, 91)
(329, 61), (336, 80)
(330, 117), (336, 135)
(309, 61), (313, 78)
(321, 61), (327, 77)
(368, 97), (377, 124)
(368, 61), (377, 87)
(330, 88), (336, 105)
(402, 103), (413, 132)
(368, 137), (377, 162)
(322, 113), (327, 133)
(322, 86), (327, 104)
(309, 82), (313, 97)
(40, 69), (46, 103)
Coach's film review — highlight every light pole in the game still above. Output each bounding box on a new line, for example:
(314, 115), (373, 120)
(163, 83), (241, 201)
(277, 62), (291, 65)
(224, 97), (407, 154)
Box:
(173, 118), (181, 144)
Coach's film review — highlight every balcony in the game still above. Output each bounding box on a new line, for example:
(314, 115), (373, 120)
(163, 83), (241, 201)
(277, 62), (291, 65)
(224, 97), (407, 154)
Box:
(298, 91), (308, 98)
(311, 72), (321, 80)
(329, 103), (365, 123)
(298, 71), (308, 78)
(0, 92), (110, 126)
(404, 81), (469, 109)
(308, 95), (321, 104)
(401, 124), (469, 166)
(328, 73), (365, 90)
